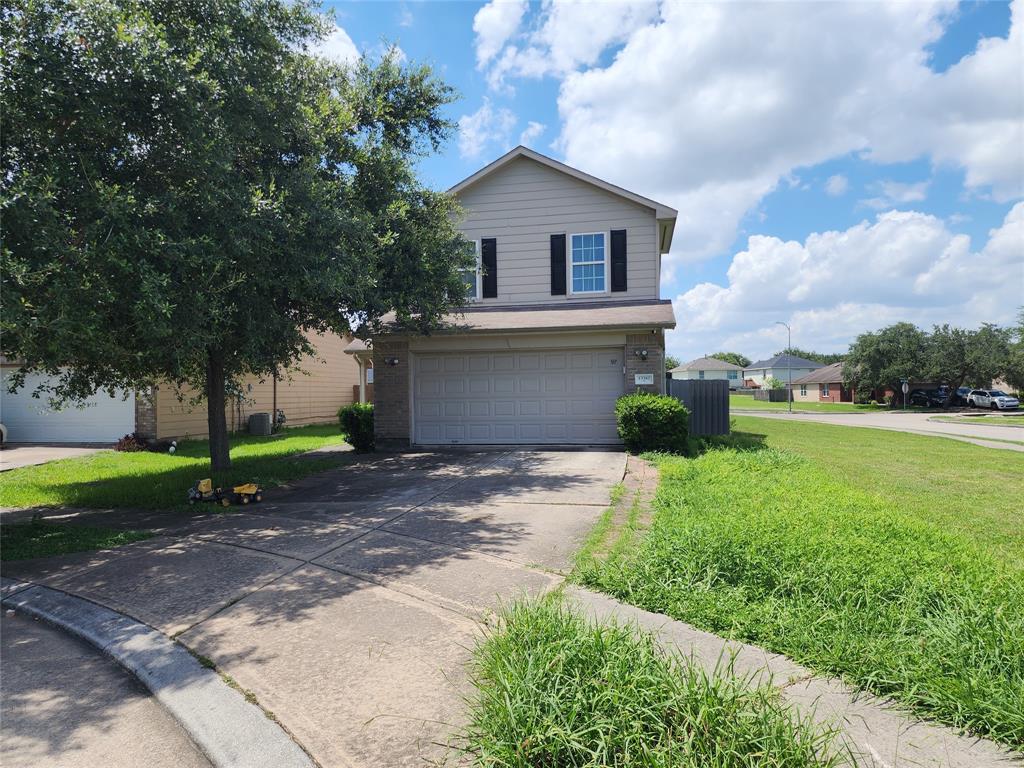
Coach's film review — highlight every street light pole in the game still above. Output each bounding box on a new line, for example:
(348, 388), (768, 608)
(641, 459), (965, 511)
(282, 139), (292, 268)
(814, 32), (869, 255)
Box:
(775, 321), (792, 414)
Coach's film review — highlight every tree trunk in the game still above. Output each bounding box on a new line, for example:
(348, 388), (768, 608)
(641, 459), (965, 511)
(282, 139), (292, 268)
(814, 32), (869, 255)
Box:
(206, 349), (231, 471)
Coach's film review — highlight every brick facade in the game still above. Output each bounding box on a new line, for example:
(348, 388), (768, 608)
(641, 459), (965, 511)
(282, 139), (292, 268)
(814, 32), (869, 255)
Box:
(625, 331), (666, 395)
(134, 388), (158, 439)
(372, 338), (410, 449)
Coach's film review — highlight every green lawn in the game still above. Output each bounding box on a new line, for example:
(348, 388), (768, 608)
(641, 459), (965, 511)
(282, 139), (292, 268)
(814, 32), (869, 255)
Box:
(1, 520), (154, 561)
(0, 424), (350, 510)
(462, 597), (843, 767)
(729, 394), (930, 413)
(575, 417), (1024, 748)
(931, 414), (1024, 427)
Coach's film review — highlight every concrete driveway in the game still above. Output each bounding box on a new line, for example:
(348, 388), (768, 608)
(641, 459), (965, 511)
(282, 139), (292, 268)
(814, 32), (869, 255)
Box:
(1, 448), (625, 767)
(1, 444), (109, 472)
(736, 410), (1024, 451)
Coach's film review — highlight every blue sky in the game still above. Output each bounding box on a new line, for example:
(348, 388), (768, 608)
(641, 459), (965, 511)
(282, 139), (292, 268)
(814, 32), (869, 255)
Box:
(323, 0), (1023, 361)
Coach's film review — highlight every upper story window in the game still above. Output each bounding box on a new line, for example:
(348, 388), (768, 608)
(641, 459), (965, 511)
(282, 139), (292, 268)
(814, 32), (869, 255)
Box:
(461, 240), (481, 301)
(570, 232), (606, 294)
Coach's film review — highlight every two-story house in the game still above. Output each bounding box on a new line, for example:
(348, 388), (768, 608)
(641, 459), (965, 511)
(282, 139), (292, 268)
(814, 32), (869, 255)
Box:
(743, 354), (823, 389)
(369, 146), (677, 448)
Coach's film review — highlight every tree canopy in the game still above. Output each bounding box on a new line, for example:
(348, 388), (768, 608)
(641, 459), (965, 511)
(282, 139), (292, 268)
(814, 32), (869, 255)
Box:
(774, 347), (844, 365)
(709, 351), (751, 368)
(844, 321), (1017, 405)
(1, 0), (472, 468)
(664, 355), (681, 371)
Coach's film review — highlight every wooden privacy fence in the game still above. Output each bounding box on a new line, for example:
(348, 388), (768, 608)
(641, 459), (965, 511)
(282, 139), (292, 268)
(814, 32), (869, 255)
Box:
(753, 389), (789, 402)
(668, 379), (730, 436)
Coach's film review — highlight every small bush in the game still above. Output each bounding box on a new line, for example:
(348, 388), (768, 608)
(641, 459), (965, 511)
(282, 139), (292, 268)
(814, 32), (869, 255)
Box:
(338, 403), (374, 451)
(115, 433), (146, 452)
(615, 392), (689, 453)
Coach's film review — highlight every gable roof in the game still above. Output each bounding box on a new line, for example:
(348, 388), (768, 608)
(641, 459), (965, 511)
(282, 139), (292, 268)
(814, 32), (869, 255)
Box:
(670, 356), (743, 372)
(745, 353), (825, 371)
(792, 361), (846, 385)
(449, 146), (677, 252)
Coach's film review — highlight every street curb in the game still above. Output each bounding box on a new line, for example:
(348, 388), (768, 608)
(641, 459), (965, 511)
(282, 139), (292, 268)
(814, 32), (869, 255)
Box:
(1, 578), (315, 768)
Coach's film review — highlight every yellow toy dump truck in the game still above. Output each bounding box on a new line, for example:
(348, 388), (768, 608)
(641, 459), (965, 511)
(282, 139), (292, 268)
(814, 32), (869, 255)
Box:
(188, 479), (263, 507)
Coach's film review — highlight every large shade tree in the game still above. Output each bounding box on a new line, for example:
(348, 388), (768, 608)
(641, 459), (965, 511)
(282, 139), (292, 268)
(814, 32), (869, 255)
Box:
(2, 0), (472, 469)
(844, 322), (930, 406)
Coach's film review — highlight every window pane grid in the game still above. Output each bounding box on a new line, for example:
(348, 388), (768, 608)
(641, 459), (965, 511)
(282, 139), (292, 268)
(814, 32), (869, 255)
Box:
(570, 233), (606, 293)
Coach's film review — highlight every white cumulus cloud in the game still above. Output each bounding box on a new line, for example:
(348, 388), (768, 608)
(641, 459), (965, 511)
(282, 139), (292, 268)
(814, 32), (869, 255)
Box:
(476, 0), (1024, 269)
(667, 203), (1024, 361)
(473, 0), (528, 67)
(518, 120), (546, 147)
(825, 175), (849, 197)
(312, 24), (360, 65)
(458, 99), (517, 159)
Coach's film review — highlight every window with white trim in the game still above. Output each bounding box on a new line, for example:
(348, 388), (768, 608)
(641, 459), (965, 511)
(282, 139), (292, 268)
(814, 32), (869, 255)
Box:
(698, 370), (705, 379)
(800, 384), (807, 396)
(570, 232), (606, 294)
(460, 241), (481, 301)
(822, 383), (830, 397)
(727, 370), (738, 380)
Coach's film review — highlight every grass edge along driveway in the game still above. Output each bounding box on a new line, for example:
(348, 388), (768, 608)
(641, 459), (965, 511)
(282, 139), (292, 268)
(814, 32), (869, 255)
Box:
(0, 424), (350, 511)
(461, 596), (846, 768)
(574, 418), (1024, 750)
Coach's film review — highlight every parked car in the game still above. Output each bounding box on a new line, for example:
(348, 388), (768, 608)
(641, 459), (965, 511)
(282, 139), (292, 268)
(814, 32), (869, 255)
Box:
(908, 389), (948, 407)
(952, 386), (972, 406)
(968, 390), (1020, 410)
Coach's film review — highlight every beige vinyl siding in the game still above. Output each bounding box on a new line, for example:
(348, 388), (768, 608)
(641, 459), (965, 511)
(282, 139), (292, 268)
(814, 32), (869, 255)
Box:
(457, 156), (659, 306)
(155, 331), (359, 439)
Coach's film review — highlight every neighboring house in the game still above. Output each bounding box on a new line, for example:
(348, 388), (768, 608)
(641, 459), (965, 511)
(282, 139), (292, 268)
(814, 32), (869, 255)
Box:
(0, 332), (360, 443)
(371, 145), (677, 447)
(669, 356), (743, 388)
(791, 362), (855, 403)
(743, 354), (824, 388)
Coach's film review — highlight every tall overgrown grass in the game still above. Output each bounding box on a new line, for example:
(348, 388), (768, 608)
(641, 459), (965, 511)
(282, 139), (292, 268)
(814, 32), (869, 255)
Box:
(461, 597), (845, 767)
(575, 448), (1024, 748)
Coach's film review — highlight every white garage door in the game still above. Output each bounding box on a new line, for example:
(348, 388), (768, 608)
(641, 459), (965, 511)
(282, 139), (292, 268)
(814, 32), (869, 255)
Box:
(0, 370), (135, 443)
(413, 348), (625, 445)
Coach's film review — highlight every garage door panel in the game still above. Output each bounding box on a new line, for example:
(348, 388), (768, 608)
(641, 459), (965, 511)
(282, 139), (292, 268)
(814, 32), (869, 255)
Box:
(518, 400), (541, 417)
(467, 401), (490, 417)
(420, 401), (442, 418)
(519, 376), (541, 394)
(413, 348), (625, 445)
(545, 400), (568, 417)
(0, 370), (135, 443)
(494, 400), (516, 417)
(419, 378), (442, 396)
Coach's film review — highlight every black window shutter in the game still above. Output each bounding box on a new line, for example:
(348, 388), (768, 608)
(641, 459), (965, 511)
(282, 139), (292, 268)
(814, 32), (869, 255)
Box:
(550, 234), (566, 295)
(481, 238), (497, 298)
(610, 229), (627, 292)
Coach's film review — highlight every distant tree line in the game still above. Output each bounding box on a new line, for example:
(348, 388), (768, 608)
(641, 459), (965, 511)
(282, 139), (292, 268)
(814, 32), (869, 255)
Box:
(843, 313), (1024, 404)
(774, 347), (846, 365)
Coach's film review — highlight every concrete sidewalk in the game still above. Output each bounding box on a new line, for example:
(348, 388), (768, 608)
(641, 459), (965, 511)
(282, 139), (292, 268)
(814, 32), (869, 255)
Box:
(2, 449), (621, 767)
(734, 409), (1024, 450)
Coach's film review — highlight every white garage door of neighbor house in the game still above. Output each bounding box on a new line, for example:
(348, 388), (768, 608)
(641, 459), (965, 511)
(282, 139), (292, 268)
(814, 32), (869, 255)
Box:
(413, 348), (625, 445)
(0, 370), (135, 443)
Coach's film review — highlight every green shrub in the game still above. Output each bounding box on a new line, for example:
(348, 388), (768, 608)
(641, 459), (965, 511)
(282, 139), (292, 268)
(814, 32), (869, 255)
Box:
(615, 392), (689, 453)
(338, 403), (374, 451)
